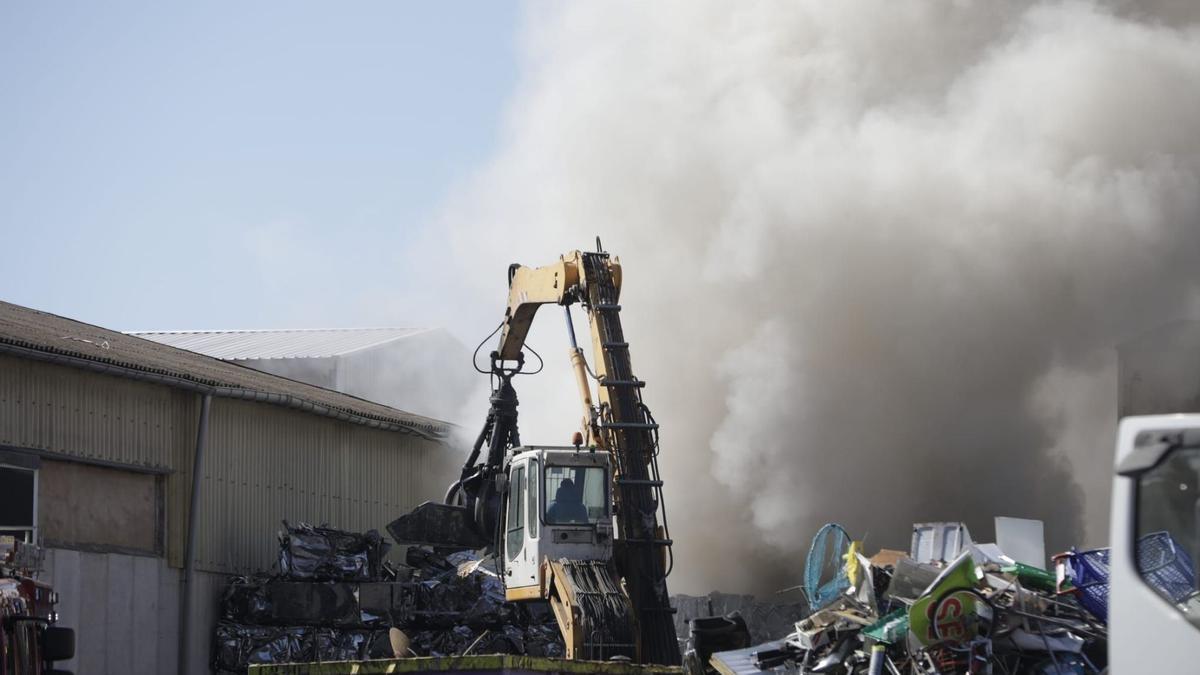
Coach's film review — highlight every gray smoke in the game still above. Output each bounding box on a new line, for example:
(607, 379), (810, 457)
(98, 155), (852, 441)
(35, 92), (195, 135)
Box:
(438, 0), (1200, 594)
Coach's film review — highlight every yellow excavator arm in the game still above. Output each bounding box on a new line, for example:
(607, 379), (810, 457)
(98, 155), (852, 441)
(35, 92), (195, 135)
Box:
(496, 245), (679, 665)
(497, 253), (583, 359)
(497, 250), (623, 450)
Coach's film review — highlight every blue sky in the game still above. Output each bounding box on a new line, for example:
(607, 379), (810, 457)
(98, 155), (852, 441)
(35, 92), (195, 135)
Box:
(0, 1), (519, 332)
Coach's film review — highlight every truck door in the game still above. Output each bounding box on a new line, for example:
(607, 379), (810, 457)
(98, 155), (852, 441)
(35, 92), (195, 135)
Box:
(1110, 415), (1200, 673)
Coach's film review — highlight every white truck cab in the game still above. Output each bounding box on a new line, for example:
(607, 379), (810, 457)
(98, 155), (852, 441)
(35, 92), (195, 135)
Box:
(500, 445), (614, 601)
(1110, 414), (1200, 672)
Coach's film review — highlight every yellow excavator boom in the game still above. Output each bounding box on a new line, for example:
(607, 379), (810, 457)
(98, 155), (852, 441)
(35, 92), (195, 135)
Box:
(497, 251), (622, 449)
(496, 246), (678, 666)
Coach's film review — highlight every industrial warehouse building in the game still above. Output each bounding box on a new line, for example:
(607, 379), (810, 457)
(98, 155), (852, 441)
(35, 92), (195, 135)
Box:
(0, 300), (458, 674)
(129, 327), (473, 423)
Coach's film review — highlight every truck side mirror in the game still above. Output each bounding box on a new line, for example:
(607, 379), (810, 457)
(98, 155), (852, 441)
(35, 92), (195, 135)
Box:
(495, 473), (509, 494)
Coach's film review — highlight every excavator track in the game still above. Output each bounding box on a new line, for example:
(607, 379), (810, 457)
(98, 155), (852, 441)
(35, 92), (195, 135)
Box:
(580, 252), (681, 665)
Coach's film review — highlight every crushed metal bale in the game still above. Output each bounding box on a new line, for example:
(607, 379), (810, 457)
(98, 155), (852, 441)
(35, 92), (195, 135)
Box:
(277, 521), (391, 582)
(213, 522), (564, 674)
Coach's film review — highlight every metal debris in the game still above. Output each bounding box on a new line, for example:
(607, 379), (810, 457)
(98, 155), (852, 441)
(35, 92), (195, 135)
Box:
(692, 519), (1160, 675)
(682, 613), (752, 673)
(674, 591), (807, 647)
(277, 521), (390, 582)
(214, 523), (563, 673)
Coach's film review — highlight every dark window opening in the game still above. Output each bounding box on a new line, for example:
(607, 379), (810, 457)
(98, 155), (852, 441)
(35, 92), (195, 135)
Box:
(0, 465), (36, 543)
(528, 460), (539, 539)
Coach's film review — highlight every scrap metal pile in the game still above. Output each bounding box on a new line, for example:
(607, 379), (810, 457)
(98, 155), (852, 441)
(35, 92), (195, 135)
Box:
(687, 519), (1176, 675)
(212, 522), (397, 673)
(213, 522), (563, 674)
(674, 591), (808, 647)
(395, 548), (564, 660)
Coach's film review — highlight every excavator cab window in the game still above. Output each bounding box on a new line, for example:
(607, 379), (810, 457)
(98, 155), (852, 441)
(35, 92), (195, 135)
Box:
(506, 466), (526, 561)
(544, 465), (607, 525)
(528, 459), (539, 539)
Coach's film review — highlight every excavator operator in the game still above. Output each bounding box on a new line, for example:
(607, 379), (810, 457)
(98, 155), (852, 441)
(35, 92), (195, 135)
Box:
(546, 479), (589, 524)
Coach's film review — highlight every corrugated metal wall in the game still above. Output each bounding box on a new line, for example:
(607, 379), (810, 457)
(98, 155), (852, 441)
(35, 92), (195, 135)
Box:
(0, 353), (195, 470)
(0, 354), (456, 573)
(0, 353), (198, 566)
(196, 397), (453, 573)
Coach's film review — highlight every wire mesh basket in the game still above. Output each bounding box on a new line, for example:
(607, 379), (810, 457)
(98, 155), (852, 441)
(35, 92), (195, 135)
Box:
(804, 523), (851, 611)
(1063, 530), (1196, 623)
(1067, 547), (1111, 622)
(1136, 530), (1197, 604)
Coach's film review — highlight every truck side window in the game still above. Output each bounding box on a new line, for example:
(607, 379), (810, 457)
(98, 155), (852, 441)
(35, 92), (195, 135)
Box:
(1135, 446), (1200, 619)
(506, 466), (525, 561)
(528, 460), (539, 539)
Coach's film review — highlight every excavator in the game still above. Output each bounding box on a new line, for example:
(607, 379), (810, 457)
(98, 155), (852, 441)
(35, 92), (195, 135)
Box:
(388, 241), (681, 665)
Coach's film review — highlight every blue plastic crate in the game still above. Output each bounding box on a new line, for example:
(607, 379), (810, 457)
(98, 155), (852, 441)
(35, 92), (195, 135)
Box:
(1066, 530), (1196, 623)
(1069, 547), (1111, 622)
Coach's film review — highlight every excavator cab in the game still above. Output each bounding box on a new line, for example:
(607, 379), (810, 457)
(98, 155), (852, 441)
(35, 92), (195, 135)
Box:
(501, 446), (613, 601)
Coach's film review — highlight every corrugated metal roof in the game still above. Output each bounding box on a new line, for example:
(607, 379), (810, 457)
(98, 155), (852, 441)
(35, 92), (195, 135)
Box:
(128, 327), (432, 360)
(0, 301), (451, 440)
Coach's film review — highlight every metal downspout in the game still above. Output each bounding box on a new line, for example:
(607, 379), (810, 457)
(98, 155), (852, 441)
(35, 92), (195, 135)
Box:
(179, 392), (212, 675)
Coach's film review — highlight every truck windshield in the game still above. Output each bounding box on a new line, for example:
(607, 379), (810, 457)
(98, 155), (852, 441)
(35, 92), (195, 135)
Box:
(1135, 445), (1200, 615)
(544, 465), (606, 524)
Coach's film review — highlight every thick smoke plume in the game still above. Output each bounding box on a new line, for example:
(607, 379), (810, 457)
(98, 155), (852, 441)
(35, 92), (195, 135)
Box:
(439, 1), (1200, 594)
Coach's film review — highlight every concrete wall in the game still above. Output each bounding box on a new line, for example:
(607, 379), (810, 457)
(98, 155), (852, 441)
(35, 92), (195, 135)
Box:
(42, 548), (228, 675)
(43, 548), (173, 674)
